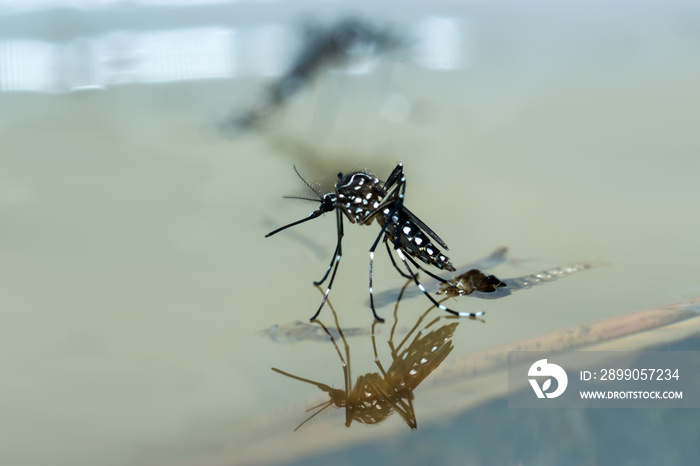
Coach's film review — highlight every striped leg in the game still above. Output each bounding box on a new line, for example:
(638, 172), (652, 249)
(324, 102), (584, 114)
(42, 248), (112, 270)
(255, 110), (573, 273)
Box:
(385, 239), (412, 278)
(367, 170), (408, 322)
(313, 211), (344, 286)
(401, 251), (452, 286)
(368, 248), (386, 322)
(394, 248), (484, 318)
(310, 210), (344, 321)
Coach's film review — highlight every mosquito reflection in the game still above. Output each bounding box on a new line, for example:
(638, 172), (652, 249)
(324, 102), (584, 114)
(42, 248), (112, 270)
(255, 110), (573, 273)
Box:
(271, 281), (466, 431)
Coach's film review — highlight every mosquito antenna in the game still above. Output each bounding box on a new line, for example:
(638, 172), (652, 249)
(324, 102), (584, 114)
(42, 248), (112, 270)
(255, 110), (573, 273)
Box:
(283, 195), (322, 202)
(293, 165), (323, 199)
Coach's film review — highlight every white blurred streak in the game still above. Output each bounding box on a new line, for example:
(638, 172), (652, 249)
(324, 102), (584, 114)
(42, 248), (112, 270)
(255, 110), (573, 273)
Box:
(0, 40), (58, 91)
(0, 0), (235, 11)
(413, 17), (466, 70)
(235, 25), (291, 77)
(0, 15), (467, 92)
(337, 57), (378, 75)
(94, 28), (237, 85)
(138, 0), (235, 5)
(133, 28), (235, 83)
(91, 32), (140, 86)
(0, 28), (240, 91)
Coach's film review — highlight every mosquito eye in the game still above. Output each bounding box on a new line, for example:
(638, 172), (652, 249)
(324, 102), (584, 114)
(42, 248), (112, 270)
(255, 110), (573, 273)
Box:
(337, 172), (343, 179)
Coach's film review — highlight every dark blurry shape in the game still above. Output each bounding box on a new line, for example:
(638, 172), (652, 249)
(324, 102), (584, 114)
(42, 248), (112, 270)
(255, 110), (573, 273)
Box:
(260, 320), (370, 344)
(437, 269), (507, 297)
(266, 163), (485, 322)
(223, 17), (405, 134)
(272, 283), (459, 430)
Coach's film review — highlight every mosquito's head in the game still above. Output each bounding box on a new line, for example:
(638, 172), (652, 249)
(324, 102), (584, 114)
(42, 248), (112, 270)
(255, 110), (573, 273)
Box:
(319, 193), (337, 212)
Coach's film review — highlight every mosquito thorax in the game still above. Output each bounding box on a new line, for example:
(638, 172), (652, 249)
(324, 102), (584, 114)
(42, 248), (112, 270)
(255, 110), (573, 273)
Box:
(335, 171), (384, 225)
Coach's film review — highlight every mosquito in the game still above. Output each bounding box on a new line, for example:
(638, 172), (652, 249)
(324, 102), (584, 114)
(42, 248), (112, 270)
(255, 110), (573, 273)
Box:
(265, 163), (484, 322)
(272, 281), (459, 430)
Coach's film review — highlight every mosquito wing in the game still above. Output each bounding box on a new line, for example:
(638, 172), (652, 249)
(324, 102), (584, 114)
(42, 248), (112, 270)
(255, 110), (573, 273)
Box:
(400, 206), (449, 250)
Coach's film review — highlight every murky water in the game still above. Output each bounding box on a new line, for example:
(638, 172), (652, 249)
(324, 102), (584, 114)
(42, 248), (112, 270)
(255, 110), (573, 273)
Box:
(2, 2), (700, 466)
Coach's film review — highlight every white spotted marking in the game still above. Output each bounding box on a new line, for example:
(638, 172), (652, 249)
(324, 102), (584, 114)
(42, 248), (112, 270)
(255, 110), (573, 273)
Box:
(414, 237), (423, 246)
(402, 225), (411, 235)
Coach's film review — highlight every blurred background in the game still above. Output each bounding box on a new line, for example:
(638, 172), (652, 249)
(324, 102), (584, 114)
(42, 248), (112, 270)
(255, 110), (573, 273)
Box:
(1, 1), (699, 465)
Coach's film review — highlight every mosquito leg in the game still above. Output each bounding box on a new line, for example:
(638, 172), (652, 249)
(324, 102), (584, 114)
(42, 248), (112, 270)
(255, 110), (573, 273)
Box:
(371, 319), (388, 376)
(310, 248), (341, 321)
(313, 318), (351, 394)
(313, 245), (337, 286)
(325, 292), (352, 387)
(368, 204), (408, 322)
(396, 301), (457, 353)
(313, 212), (344, 286)
(368, 247), (386, 322)
(383, 278), (412, 368)
(385, 239), (412, 278)
(383, 163), (404, 191)
(394, 249), (485, 318)
(390, 166), (407, 251)
(367, 181), (406, 322)
(310, 212), (344, 320)
(403, 252), (452, 285)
